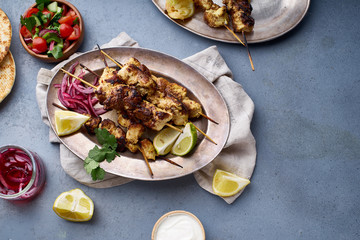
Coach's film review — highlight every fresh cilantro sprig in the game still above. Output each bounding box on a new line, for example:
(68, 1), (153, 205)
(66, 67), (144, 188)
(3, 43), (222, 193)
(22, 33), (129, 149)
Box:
(84, 128), (120, 181)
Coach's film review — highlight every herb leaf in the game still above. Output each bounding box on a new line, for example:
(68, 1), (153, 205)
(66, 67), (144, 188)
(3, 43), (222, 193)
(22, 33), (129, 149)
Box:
(91, 167), (106, 181)
(95, 128), (117, 149)
(84, 158), (99, 174)
(20, 15), (36, 32)
(84, 129), (120, 181)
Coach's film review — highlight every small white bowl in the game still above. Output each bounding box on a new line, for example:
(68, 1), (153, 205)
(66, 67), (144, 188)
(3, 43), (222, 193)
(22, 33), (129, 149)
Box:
(152, 210), (205, 240)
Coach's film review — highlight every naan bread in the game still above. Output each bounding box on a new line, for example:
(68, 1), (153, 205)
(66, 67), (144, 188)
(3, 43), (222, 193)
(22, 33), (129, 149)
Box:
(0, 8), (12, 64)
(0, 51), (15, 103)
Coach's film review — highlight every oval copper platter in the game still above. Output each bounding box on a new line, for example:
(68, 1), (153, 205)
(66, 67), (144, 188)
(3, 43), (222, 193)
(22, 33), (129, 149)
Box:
(152, 0), (311, 43)
(46, 47), (230, 181)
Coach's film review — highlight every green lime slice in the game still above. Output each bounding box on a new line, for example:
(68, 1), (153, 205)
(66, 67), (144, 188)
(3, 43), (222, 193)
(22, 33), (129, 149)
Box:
(171, 122), (197, 156)
(153, 126), (182, 155)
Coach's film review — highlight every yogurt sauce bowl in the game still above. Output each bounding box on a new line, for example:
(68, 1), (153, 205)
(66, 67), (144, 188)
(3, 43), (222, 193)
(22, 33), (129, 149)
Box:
(152, 210), (205, 240)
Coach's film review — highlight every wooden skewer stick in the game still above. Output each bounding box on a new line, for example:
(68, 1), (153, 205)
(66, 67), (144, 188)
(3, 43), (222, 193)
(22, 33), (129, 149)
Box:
(199, 112), (218, 125)
(52, 102), (68, 111)
(165, 123), (183, 133)
(100, 50), (123, 69)
(191, 122), (217, 145)
(157, 156), (183, 168)
(242, 31), (255, 71)
(79, 63), (100, 78)
(224, 25), (245, 46)
(139, 148), (154, 177)
(60, 69), (97, 89)
(97, 44), (108, 68)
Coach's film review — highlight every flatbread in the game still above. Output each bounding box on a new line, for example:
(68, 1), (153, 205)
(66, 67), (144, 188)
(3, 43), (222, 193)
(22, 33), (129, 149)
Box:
(0, 51), (15, 103)
(0, 8), (12, 64)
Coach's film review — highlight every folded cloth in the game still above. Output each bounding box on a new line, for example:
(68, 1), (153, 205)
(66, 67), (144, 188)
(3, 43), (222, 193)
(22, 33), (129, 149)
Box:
(36, 32), (256, 204)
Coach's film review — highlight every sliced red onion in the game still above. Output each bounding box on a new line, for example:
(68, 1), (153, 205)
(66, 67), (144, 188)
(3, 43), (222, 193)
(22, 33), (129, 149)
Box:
(24, 37), (32, 44)
(49, 40), (55, 51)
(56, 62), (108, 117)
(32, 48), (43, 54)
(39, 29), (59, 38)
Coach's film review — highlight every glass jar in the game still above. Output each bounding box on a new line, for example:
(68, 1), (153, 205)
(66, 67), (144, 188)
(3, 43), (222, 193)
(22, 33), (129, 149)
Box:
(0, 145), (46, 200)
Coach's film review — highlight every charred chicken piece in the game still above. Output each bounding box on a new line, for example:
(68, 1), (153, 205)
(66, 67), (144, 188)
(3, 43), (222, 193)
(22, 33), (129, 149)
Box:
(126, 123), (146, 144)
(182, 97), (203, 119)
(147, 90), (188, 126)
(126, 142), (139, 153)
(133, 101), (173, 131)
(152, 76), (187, 100)
(99, 119), (127, 152)
(99, 84), (143, 111)
(139, 138), (157, 161)
(223, 0), (254, 32)
(193, 0), (213, 10)
(84, 116), (102, 134)
(95, 67), (121, 103)
(204, 4), (229, 28)
(117, 58), (156, 97)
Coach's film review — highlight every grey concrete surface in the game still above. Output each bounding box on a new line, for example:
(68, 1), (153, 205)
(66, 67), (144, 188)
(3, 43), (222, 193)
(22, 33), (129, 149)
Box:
(0, 0), (359, 239)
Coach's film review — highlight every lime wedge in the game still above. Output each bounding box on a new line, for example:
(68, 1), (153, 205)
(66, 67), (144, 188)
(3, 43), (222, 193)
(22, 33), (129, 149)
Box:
(153, 127), (182, 155)
(55, 110), (90, 136)
(171, 122), (197, 156)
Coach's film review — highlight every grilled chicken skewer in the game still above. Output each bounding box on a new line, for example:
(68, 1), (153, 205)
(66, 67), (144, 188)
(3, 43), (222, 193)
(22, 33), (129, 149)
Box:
(63, 55), (217, 144)
(223, 0), (255, 70)
(194, 0), (254, 70)
(100, 52), (218, 124)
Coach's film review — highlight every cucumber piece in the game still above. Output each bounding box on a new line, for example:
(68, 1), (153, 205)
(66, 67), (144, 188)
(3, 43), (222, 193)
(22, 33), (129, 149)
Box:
(56, 6), (63, 14)
(47, 2), (58, 12)
(33, 16), (41, 26)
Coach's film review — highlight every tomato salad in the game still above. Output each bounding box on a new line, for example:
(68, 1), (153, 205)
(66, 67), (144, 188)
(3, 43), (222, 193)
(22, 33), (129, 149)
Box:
(20, 0), (81, 59)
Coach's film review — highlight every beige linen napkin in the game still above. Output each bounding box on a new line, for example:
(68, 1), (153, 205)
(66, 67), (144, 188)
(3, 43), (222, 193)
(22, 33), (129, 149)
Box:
(36, 32), (256, 204)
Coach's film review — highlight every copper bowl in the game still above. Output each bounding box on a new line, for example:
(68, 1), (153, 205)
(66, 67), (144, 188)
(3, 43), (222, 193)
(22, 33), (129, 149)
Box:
(19, 0), (84, 63)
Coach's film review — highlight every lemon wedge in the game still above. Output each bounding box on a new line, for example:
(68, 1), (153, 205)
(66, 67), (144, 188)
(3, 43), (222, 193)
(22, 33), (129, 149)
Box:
(212, 169), (250, 197)
(171, 122), (197, 156)
(166, 0), (195, 20)
(153, 126), (182, 155)
(53, 188), (94, 222)
(55, 110), (90, 136)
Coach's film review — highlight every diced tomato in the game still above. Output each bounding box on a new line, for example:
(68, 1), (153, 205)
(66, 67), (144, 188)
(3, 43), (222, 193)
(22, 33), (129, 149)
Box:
(32, 37), (48, 53)
(58, 15), (75, 25)
(31, 27), (37, 35)
(63, 39), (70, 51)
(66, 10), (76, 17)
(25, 8), (39, 18)
(20, 26), (32, 38)
(67, 25), (80, 41)
(59, 23), (73, 38)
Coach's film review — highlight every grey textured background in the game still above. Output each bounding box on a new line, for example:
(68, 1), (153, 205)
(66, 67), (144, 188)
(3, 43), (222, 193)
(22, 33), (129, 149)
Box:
(0, 0), (359, 239)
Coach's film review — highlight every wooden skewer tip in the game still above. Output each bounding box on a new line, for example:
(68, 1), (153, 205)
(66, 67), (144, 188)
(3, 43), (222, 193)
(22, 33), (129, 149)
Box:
(100, 50), (123, 69)
(199, 112), (219, 125)
(60, 68), (97, 89)
(191, 122), (217, 145)
(242, 31), (255, 71)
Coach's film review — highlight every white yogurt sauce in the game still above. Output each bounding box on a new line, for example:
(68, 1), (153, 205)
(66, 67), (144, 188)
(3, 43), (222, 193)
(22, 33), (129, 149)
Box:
(155, 213), (204, 240)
